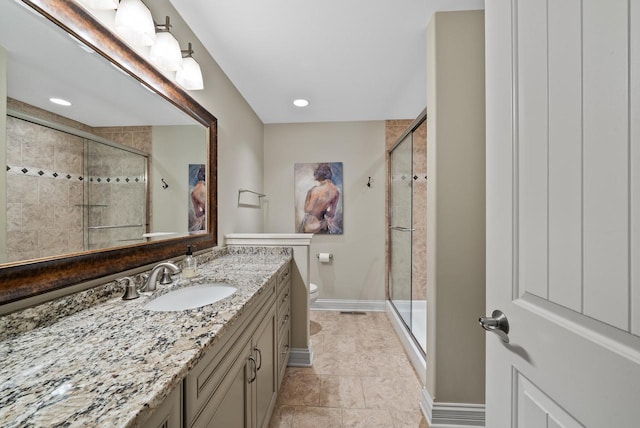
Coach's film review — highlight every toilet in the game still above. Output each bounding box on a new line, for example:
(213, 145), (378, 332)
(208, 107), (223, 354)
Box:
(309, 283), (319, 305)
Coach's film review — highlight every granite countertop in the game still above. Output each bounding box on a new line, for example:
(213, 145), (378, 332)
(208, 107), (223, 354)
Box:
(0, 246), (291, 428)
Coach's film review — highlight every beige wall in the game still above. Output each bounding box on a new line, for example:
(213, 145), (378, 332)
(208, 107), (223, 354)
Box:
(146, 1), (265, 244)
(426, 10), (486, 404)
(263, 121), (386, 301)
(151, 125), (207, 235)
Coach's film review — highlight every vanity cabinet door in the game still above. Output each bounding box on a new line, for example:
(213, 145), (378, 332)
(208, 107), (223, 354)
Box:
(142, 385), (182, 428)
(192, 340), (252, 428)
(252, 306), (277, 428)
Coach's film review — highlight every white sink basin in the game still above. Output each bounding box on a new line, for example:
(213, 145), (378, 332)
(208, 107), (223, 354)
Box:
(143, 283), (237, 312)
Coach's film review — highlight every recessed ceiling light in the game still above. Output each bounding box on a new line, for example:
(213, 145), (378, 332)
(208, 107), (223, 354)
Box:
(293, 99), (309, 107)
(49, 98), (72, 106)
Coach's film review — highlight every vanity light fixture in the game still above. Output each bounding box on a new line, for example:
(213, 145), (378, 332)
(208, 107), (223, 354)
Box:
(114, 0), (156, 46)
(176, 43), (204, 90)
(149, 16), (183, 72)
(49, 98), (72, 106)
(76, 0), (204, 89)
(293, 99), (310, 107)
(77, 0), (118, 10)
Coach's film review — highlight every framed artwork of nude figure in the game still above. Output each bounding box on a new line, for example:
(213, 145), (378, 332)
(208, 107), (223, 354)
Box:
(295, 162), (343, 234)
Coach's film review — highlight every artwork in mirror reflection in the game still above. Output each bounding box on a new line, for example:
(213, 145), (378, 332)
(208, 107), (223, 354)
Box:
(189, 164), (206, 232)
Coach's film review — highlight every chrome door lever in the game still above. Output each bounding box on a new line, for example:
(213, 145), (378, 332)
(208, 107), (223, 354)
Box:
(479, 310), (510, 343)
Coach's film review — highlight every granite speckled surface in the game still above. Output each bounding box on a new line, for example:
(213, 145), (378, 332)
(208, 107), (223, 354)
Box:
(0, 246), (291, 427)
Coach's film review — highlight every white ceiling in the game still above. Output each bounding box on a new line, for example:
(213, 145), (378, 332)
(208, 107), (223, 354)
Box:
(170, 0), (485, 124)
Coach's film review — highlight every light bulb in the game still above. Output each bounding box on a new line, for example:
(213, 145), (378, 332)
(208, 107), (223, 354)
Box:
(149, 31), (183, 72)
(114, 0), (156, 46)
(176, 57), (204, 90)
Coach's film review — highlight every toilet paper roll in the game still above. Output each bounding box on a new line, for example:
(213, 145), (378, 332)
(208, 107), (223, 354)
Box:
(318, 253), (332, 263)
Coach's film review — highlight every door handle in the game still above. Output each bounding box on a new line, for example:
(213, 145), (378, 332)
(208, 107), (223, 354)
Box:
(479, 310), (510, 343)
(254, 346), (262, 371)
(248, 356), (257, 383)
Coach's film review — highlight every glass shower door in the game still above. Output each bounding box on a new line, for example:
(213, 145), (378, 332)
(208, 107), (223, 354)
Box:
(85, 140), (147, 250)
(389, 133), (413, 330)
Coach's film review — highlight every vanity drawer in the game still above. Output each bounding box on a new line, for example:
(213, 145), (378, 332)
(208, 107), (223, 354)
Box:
(276, 262), (291, 294)
(277, 324), (291, 387)
(277, 297), (290, 339)
(276, 281), (290, 317)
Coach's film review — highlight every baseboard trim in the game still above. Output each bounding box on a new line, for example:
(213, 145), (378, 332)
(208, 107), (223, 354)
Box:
(421, 388), (485, 428)
(310, 299), (386, 312)
(287, 347), (313, 367)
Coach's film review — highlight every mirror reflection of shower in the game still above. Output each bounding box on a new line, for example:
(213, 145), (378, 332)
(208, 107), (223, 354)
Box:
(4, 108), (147, 263)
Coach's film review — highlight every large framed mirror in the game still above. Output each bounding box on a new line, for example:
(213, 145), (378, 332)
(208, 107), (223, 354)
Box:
(0, 0), (217, 304)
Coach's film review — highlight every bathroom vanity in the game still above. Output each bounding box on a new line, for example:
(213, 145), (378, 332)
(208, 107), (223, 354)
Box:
(0, 247), (291, 428)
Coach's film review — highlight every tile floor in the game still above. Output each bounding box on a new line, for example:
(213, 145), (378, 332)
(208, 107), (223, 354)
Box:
(269, 311), (428, 428)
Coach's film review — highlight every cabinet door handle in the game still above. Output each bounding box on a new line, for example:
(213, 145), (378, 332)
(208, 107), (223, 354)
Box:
(254, 346), (262, 371)
(248, 356), (257, 384)
(281, 314), (289, 326)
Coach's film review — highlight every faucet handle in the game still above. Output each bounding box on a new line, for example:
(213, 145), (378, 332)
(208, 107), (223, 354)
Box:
(117, 277), (140, 300)
(159, 261), (176, 285)
(137, 273), (150, 292)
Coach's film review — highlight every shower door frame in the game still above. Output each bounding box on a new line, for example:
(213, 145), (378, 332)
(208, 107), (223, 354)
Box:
(387, 109), (427, 356)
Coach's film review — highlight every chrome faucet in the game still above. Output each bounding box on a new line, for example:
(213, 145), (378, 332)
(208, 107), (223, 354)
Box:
(140, 262), (181, 292)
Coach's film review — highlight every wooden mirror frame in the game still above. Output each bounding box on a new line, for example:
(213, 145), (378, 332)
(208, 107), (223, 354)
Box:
(0, 0), (218, 305)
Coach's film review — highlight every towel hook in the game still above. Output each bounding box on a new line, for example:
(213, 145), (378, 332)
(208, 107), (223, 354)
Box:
(161, 178), (169, 189)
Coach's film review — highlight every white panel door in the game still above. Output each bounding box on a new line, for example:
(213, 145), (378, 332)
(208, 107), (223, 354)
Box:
(485, 0), (640, 426)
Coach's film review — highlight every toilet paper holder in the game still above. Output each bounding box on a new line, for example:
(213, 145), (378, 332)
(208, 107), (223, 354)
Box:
(316, 253), (333, 260)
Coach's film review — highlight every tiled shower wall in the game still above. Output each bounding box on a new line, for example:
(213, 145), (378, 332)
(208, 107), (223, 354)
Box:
(411, 121), (427, 301)
(385, 119), (427, 302)
(5, 99), (151, 262)
(5, 115), (85, 262)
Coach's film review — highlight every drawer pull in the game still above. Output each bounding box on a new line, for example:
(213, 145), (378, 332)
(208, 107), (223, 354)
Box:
(281, 344), (289, 356)
(281, 293), (289, 303)
(281, 314), (289, 326)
